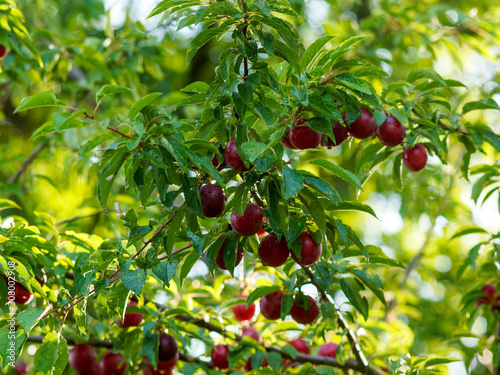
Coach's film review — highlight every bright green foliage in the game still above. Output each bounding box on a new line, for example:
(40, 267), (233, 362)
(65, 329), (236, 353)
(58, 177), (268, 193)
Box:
(0, 0), (499, 374)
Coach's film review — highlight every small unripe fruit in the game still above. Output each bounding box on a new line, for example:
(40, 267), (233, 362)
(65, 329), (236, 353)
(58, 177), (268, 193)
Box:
(200, 184), (227, 218)
(69, 344), (97, 372)
(322, 119), (349, 148)
(290, 232), (322, 266)
(376, 115), (406, 146)
(225, 139), (252, 172)
(232, 296), (256, 322)
(347, 109), (376, 139)
(231, 203), (263, 236)
(0, 44), (8, 60)
(318, 343), (338, 358)
(242, 327), (259, 341)
(258, 234), (290, 267)
(158, 334), (178, 362)
(116, 302), (144, 328)
(215, 239), (245, 270)
(402, 144), (428, 172)
(288, 119), (322, 149)
(245, 356), (268, 371)
(260, 290), (283, 320)
(211, 345), (230, 369)
(290, 296), (319, 324)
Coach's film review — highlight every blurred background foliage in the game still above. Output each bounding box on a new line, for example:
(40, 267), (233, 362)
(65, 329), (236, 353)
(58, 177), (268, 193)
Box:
(0, 0), (499, 374)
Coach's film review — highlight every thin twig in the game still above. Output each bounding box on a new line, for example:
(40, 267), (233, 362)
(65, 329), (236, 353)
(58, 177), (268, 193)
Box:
(8, 140), (50, 184)
(385, 216), (436, 319)
(301, 265), (370, 370)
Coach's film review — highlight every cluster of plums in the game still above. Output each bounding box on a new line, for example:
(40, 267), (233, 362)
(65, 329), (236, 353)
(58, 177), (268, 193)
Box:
(476, 284), (500, 312)
(280, 110), (428, 172)
(200, 187), (323, 269)
(68, 331), (178, 375)
(1, 270), (46, 305)
(210, 295), (332, 370)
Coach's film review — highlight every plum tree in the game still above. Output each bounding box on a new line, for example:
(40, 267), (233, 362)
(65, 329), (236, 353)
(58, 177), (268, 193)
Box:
(376, 115), (406, 146)
(346, 109), (376, 139)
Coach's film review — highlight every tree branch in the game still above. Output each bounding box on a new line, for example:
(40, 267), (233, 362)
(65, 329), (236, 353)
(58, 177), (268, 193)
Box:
(385, 216), (436, 320)
(412, 108), (468, 135)
(300, 266), (371, 371)
(26, 336), (214, 369)
(8, 140), (50, 184)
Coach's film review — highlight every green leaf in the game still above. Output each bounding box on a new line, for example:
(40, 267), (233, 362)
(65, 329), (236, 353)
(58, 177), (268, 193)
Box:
(0, 199), (21, 211)
(180, 81), (210, 93)
(283, 166), (304, 199)
(298, 188), (326, 235)
(462, 99), (500, 114)
(180, 251), (201, 286)
(164, 205), (188, 256)
(450, 226), (489, 240)
(424, 357), (459, 367)
(246, 286), (280, 308)
(335, 73), (372, 95)
(152, 259), (179, 287)
(187, 28), (226, 63)
(121, 268), (147, 295)
(327, 201), (378, 218)
(17, 308), (44, 335)
(33, 332), (68, 375)
(238, 81), (254, 104)
(340, 277), (369, 320)
(300, 35), (336, 71)
(96, 84), (132, 105)
(241, 141), (267, 163)
(97, 148), (131, 209)
(14, 92), (65, 113)
(310, 159), (363, 190)
(392, 153), (403, 191)
(128, 92), (162, 119)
